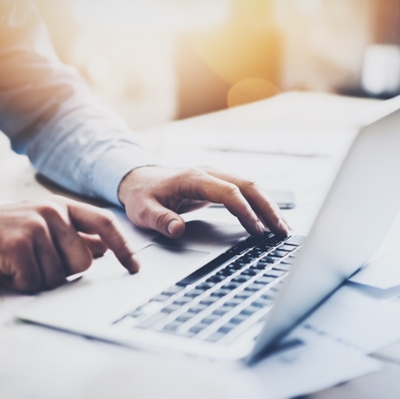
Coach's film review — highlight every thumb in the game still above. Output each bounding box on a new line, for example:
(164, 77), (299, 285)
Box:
(133, 199), (186, 239)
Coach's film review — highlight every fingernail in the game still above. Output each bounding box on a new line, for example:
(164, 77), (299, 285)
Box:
(168, 220), (180, 236)
(257, 220), (265, 235)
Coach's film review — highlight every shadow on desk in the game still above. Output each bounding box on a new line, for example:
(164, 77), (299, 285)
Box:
(35, 174), (112, 208)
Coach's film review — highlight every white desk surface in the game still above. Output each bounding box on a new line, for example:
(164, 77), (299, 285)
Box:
(2, 91), (400, 398)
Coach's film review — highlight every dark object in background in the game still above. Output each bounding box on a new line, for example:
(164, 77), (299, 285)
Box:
(210, 190), (296, 210)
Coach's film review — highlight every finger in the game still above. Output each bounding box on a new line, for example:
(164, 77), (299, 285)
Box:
(203, 168), (289, 235)
(79, 233), (108, 258)
(6, 242), (43, 294)
(33, 224), (66, 289)
(131, 198), (186, 239)
(64, 201), (140, 273)
(37, 205), (94, 276)
(179, 172), (265, 237)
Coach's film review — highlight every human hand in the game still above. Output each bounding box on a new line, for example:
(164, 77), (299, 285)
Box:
(118, 166), (290, 239)
(0, 196), (138, 294)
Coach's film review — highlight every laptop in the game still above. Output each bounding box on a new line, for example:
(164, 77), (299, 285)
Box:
(16, 108), (400, 364)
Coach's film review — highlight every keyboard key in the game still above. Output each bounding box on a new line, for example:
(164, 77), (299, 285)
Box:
(206, 275), (225, 283)
(216, 268), (235, 277)
(257, 243), (274, 251)
(265, 270), (286, 278)
(241, 268), (258, 276)
(137, 312), (167, 328)
(196, 282), (216, 290)
(189, 323), (208, 334)
(140, 301), (164, 314)
(162, 304), (180, 313)
(241, 255), (257, 263)
(273, 263), (292, 272)
(251, 262), (267, 270)
(151, 294), (170, 302)
(252, 298), (274, 307)
(218, 323), (237, 334)
(268, 235), (285, 244)
(261, 293), (276, 301)
(269, 250), (287, 258)
(200, 296), (220, 305)
(230, 314), (249, 324)
(271, 284), (283, 293)
(185, 289), (204, 297)
(285, 236), (305, 246)
(162, 285), (184, 295)
(173, 296), (192, 305)
(227, 261), (246, 270)
(213, 306), (232, 316)
(222, 282), (241, 291)
(224, 298), (243, 307)
(278, 244), (295, 252)
(189, 304), (208, 313)
(127, 309), (142, 318)
(206, 331), (225, 342)
(235, 290), (254, 299)
(240, 306), (260, 316)
(202, 314), (220, 325)
(231, 275), (251, 283)
(211, 289), (231, 297)
(246, 283), (265, 292)
(264, 257), (279, 264)
(256, 276), (275, 285)
(163, 321), (183, 332)
(176, 312), (196, 322)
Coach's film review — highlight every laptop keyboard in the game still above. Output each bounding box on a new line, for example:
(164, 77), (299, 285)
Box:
(115, 233), (304, 344)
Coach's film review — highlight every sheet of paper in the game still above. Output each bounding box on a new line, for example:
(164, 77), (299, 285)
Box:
(299, 284), (400, 354)
(0, 322), (261, 399)
(349, 212), (400, 289)
(249, 333), (380, 399)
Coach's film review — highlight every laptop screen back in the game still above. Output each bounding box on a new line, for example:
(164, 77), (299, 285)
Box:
(249, 109), (400, 363)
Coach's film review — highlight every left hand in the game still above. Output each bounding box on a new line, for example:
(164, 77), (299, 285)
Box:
(118, 166), (290, 239)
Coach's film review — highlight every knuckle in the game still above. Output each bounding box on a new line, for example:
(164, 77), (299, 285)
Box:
(35, 201), (65, 223)
(8, 233), (31, 253)
(245, 180), (261, 192)
(198, 165), (215, 175)
(182, 167), (206, 179)
(225, 183), (241, 198)
(28, 217), (47, 236)
(99, 210), (118, 229)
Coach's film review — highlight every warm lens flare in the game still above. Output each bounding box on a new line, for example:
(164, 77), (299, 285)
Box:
(227, 78), (279, 107)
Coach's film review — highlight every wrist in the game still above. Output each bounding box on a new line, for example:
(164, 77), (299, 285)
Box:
(118, 166), (159, 206)
(118, 169), (135, 206)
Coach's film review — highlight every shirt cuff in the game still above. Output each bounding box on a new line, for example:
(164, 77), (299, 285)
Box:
(91, 145), (157, 206)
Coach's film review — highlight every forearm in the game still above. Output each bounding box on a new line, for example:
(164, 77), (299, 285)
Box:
(22, 94), (156, 205)
(0, 0), (155, 205)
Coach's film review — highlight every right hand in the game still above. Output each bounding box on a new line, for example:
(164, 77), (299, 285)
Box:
(0, 196), (139, 294)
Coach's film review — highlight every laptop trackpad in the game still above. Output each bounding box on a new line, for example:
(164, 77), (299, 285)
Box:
(138, 244), (210, 278)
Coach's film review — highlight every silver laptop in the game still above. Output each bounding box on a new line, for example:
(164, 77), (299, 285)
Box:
(17, 108), (400, 364)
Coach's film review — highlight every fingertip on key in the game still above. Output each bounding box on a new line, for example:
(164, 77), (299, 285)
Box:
(129, 253), (141, 274)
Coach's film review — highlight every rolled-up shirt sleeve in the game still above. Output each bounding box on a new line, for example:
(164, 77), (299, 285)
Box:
(0, 0), (156, 206)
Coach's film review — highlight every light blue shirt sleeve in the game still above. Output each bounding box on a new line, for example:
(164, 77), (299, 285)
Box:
(0, 0), (157, 206)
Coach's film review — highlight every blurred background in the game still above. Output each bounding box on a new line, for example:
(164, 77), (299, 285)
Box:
(34, 0), (400, 130)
